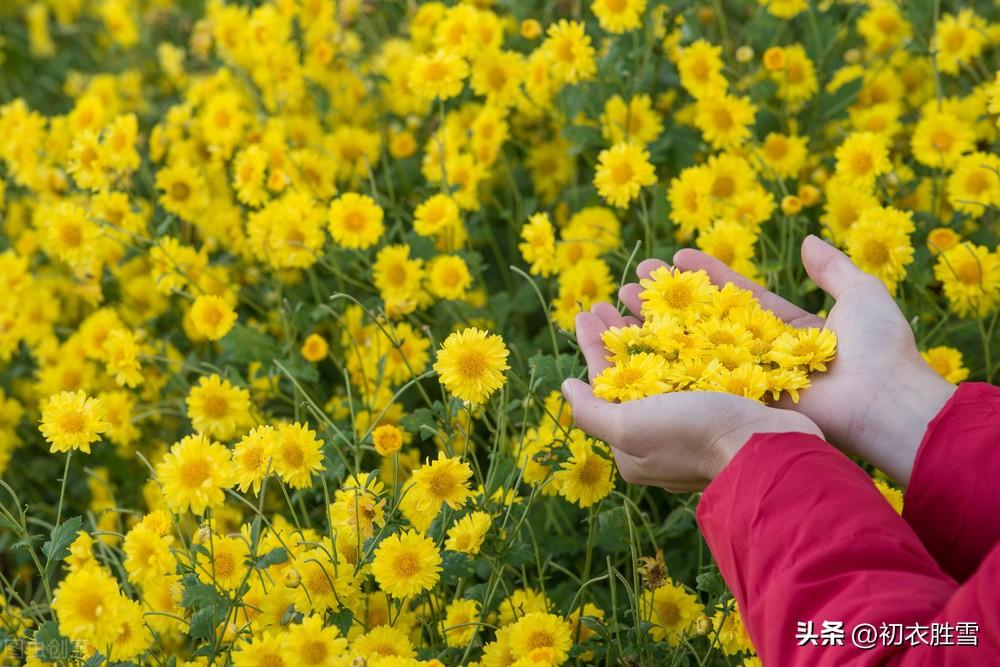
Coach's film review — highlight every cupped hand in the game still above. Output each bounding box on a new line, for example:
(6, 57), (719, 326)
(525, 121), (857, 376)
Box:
(563, 303), (823, 493)
(619, 235), (955, 485)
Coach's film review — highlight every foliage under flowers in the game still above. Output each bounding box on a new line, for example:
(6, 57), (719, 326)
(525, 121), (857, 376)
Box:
(0, 0), (997, 666)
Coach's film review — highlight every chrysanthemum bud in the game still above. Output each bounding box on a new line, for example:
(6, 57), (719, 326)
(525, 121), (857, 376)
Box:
(781, 195), (803, 216)
(520, 18), (541, 39)
(797, 184), (820, 207)
(735, 46), (754, 63)
(763, 47), (785, 71)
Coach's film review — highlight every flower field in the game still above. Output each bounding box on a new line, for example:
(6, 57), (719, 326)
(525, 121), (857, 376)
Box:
(0, 0), (998, 665)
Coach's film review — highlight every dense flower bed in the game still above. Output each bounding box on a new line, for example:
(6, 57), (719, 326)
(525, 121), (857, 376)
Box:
(0, 0), (998, 665)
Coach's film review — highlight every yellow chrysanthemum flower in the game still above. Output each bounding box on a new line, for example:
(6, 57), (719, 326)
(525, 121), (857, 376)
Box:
(593, 142), (657, 209)
(433, 327), (510, 404)
(921, 346), (970, 384)
(327, 193), (385, 250)
(186, 373), (253, 441)
(371, 530), (442, 599)
(189, 295), (237, 341)
(39, 390), (109, 454)
(642, 580), (703, 644)
(156, 434), (235, 515)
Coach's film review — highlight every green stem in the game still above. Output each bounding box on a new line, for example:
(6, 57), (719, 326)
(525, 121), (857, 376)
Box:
(55, 451), (72, 527)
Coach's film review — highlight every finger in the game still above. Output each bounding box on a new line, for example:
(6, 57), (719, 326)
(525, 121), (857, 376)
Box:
(574, 312), (612, 382)
(610, 447), (655, 486)
(636, 258), (669, 280)
(619, 283), (644, 319)
(623, 315), (640, 326)
(673, 248), (824, 328)
(800, 234), (873, 301)
(561, 379), (620, 444)
(590, 302), (627, 329)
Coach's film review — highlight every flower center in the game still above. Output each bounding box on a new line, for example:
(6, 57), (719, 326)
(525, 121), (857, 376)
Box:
(862, 240), (889, 266)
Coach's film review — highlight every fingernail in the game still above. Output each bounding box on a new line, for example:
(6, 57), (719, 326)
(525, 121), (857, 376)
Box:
(561, 379), (575, 401)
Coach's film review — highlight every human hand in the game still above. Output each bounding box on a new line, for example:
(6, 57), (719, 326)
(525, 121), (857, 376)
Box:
(620, 235), (955, 485)
(563, 303), (823, 492)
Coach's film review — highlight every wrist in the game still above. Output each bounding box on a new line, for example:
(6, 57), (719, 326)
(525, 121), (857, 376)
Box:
(863, 361), (956, 485)
(710, 411), (823, 478)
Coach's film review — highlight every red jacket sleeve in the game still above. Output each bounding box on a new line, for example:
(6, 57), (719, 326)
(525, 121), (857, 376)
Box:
(903, 382), (1000, 582)
(697, 432), (999, 665)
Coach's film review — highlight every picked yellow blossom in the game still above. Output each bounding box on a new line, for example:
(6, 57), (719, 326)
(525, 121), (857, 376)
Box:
(593, 268), (836, 403)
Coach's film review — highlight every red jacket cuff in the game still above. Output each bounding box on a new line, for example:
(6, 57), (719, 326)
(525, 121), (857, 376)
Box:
(903, 382), (1000, 581)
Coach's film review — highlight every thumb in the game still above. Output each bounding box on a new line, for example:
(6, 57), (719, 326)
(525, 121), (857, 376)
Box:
(800, 234), (871, 300)
(561, 379), (620, 445)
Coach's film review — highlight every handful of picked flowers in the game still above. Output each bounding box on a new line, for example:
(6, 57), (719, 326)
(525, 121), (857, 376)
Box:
(593, 267), (837, 403)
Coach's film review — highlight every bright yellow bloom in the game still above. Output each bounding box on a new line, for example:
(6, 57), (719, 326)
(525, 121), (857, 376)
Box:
(39, 390), (109, 454)
(594, 142), (657, 208)
(190, 295), (237, 340)
(594, 352), (670, 402)
(445, 511), (492, 555)
(834, 132), (890, 188)
(591, 0), (646, 34)
(542, 20), (596, 84)
(372, 424), (404, 456)
(433, 327), (510, 404)
(921, 346), (970, 384)
(52, 565), (126, 649)
(272, 422), (325, 489)
(555, 432), (615, 507)
(156, 434), (234, 515)
(409, 451), (474, 512)
(507, 612), (573, 664)
(186, 373), (252, 441)
(371, 530), (442, 599)
(233, 425), (275, 494)
(196, 534), (249, 591)
(934, 243), (1000, 318)
(677, 40), (726, 100)
(327, 193), (384, 250)
(409, 49), (469, 101)
(695, 93), (757, 150)
(301, 333), (329, 362)
(427, 254), (472, 300)
(642, 580), (703, 644)
(519, 212), (558, 277)
(844, 206), (915, 294)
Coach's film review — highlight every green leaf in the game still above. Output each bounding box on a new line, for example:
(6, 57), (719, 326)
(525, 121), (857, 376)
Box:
(34, 621), (74, 661)
(504, 539), (535, 567)
(220, 325), (280, 365)
(440, 551), (475, 583)
(662, 506), (695, 538)
(818, 77), (862, 123)
(42, 516), (82, 569)
(528, 354), (577, 391)
(401, 407), (440, 441)
(188, 606), (221, 640)
(254, 547), (288, 569)
(696, 570), (727, 598)
(593, 507), (631, 554)
(329, 607), (354, 636)
(181, 576), (222, 609)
